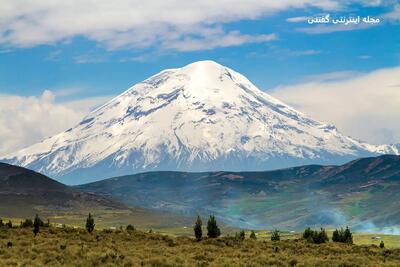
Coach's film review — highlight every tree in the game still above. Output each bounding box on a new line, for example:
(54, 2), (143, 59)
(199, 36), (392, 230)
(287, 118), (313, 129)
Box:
(207, 215), (221, 238)
(236, 230), (245, 241)
(271, 229), (280, 241)
(21, 218), (33, 228)
(380, 241), (385, 248)
(126, 224), (135, 231)
(314, 228), (329, 244)
(250, 230), (257, 240)
(6, 220), (12, 228)
(193, 216), (202, 241)
(302, 227), (328, 244)
(33, 214), (41, 236)
(303, 227), (313, 239)
(332, 229), (340, 242)
(332, 227), (353, 244)
(343, 227), (353, 244)
(0, 219), (4, 227)
(86, 213), (95, 233)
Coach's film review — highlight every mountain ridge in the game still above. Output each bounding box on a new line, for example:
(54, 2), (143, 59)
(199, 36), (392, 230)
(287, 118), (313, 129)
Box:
(2, 60), (399, 184)
(77, 154), (400, 230)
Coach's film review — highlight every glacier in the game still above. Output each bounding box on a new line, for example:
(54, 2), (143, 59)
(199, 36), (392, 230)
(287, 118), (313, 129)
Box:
(2, 60), (399, 184)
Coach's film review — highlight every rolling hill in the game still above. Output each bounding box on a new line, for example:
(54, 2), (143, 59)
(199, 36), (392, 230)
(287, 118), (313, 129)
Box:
(0, 162), (192, 228)
(78, 154), (400, 230)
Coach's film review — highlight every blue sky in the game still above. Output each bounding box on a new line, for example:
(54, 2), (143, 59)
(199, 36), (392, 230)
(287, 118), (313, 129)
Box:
(1, 2), (399, 98)
(0, 0), (399, 154)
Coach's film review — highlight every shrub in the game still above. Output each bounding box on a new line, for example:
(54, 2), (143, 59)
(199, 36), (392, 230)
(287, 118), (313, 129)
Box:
(193, 216), (202, 241)
(380, 241), (385, 248)
(126, 224), (135, 231)
(332, 227), (353, 244)
(0, 219), (3, 227)
(250, 230), (257, 240)
(86, 213), (95, 233)
(6, 220), (12, 228)
(207, 216), (221, 238)
(33, 214), (41, 236)
(303, 227), (313, 239)
(303, 228), (329, 244)
(21, 219), (33, 228)
(235, 230), (245, 241)
(271, 229), (280, 241)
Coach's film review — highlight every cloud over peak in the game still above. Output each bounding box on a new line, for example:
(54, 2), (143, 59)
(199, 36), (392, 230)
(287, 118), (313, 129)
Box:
(0, 0), (361, 51)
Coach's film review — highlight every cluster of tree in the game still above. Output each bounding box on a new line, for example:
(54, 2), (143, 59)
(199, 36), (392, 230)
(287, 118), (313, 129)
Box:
(303, 227), (329, 244)
(332, 227), (353, 244)
(193, 215), (221, 241)
(0, 219), (13, 228)
(20, 215), (50, 229)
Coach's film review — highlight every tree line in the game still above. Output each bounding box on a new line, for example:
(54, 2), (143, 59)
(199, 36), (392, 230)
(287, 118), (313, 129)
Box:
(0, 214), (385, 247)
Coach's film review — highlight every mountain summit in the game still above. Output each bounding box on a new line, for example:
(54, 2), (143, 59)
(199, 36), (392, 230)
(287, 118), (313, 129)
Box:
(3, 60), (398, 184)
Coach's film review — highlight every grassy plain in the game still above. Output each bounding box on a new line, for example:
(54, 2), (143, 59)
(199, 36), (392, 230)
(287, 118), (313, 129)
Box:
(1, 226), (400, 266)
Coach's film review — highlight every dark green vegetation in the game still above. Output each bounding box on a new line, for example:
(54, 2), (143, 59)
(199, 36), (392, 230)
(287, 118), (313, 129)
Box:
(1, 226), (399, 267)
(271, 229), (281, 241)
(207, 216), (221, 238)
(302, 227), (329, 244)
(194, 216), (202, 241)
(332, 227), (354, 244)
(78, 155), (400, 229)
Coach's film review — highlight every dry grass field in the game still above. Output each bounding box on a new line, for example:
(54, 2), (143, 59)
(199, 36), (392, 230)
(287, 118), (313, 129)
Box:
(1, 226), (400, 267)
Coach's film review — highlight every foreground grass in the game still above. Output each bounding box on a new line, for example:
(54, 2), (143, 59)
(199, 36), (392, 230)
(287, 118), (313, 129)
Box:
(1, 228), (400, 266)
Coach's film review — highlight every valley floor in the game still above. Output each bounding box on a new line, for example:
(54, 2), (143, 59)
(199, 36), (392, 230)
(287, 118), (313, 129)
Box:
(1, 228), (400, 267)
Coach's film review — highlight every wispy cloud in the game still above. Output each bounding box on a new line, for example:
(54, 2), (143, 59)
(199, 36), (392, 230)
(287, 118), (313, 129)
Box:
(0, 90), (111, 155)
(286, 16), (310, 23)
(296, 22), (378, 34)
(73, 54), (107, 64)
(163, 31), (277, 52)
(358, 55), (371, 60)
(382, 4), (400, 22)
(270, 67), (400, 145)
(0, 0), (382, 51)
(289, 49), (321, 56)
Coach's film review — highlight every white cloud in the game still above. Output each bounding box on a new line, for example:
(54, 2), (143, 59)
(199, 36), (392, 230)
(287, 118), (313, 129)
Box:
(286, 16), (310, 23)
(270, 67), (400, 145)
(0, 90), (111, 155)
(296, 22), (378, 34)
(383, 4), (400, 21)
(289, 49), (321, 56)
(0, 0), (365, 51)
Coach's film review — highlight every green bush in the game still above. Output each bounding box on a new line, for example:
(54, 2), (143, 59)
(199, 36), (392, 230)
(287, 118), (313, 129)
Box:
(207, 215), (221, 238)
(21, 219), (33, 228)
(126, 224), (135, 231)
(235, 230), (245, 241)
(193, 216), (202, 241)
(303, 228), (329, 244)
(332, 227), (353, 244)
(33, 214), (42, 236)
(271, 229), (280, 241)
(86, 213), (95, 233)
(250, 230), (257, 239)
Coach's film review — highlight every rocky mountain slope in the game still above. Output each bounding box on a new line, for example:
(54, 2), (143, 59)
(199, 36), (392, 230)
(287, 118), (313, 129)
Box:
(2, 61), (398, 184)
(78, 155), (400, 230)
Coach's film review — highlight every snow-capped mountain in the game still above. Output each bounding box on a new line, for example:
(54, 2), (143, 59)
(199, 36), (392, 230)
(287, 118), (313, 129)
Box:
(2, 61), (399, 184)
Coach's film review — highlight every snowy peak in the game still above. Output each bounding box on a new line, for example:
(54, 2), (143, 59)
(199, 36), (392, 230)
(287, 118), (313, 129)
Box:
(2, 60), (399, 184)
